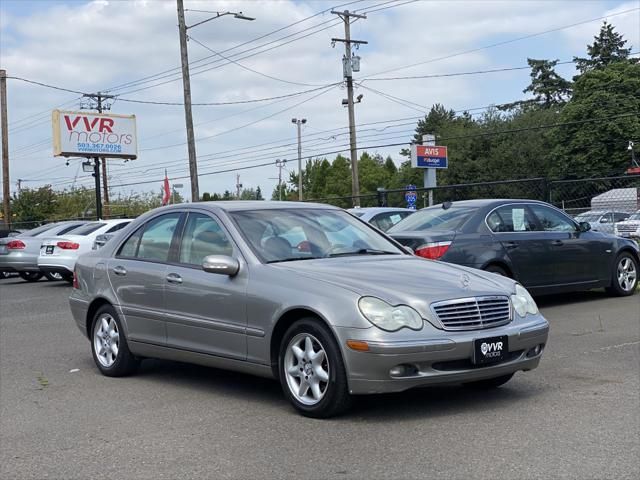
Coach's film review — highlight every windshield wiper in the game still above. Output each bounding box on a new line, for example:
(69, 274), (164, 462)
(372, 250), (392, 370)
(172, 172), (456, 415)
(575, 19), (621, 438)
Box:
(328, 248), (400, 257)
(266, 256), (323, 264)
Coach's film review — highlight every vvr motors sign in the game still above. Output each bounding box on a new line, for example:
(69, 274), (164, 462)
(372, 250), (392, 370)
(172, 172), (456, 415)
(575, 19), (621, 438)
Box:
(52, 110), (138, 159)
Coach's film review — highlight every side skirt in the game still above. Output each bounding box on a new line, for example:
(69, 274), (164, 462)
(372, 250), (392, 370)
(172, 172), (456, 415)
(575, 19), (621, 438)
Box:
(129, 341), (276, 380)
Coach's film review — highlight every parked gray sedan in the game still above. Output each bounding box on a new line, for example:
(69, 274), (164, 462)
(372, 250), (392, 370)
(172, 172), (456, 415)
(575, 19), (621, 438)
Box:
(70, 202), (549, 417)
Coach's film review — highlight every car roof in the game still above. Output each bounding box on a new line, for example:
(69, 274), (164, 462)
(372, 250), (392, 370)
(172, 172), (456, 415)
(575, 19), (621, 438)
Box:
(347, 207), (414, 213)
(420, 199), (553, 209)
(159, 201), (340, 212)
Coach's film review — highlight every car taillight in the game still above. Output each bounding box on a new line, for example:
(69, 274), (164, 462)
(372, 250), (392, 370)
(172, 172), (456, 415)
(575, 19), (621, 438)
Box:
(6, 240), (26, 249)
(415, 241), (452, 260)
(72, 269), (79, 289)
(57, 241), (80, 250)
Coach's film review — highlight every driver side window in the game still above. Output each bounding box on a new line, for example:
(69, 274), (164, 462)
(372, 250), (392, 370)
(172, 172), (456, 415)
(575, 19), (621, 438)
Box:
(529, 205), (576, 232)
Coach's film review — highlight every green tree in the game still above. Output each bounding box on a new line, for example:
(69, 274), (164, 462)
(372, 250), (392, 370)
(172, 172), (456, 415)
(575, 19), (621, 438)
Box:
(201, 192), (211, 201)
(523, 58), (572, 106)
(574, 21), (635, 74)
(255, 186), (263, 200)
(11, 186), (57, 225)
(551, 60), (640, 178)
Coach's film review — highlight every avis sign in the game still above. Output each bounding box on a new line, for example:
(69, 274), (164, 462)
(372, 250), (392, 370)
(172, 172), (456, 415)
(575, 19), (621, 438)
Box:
(52, 110), (138, 159)
(411, 144), (448, 169)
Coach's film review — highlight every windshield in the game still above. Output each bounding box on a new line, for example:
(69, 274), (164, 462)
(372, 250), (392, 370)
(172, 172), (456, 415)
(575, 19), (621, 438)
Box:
(626, 212), (640, 221)
(69, 222), (106, 236)
(388, 206), (476, 232)
(230, 208), (404, 263)
(575, 213), (603, 222)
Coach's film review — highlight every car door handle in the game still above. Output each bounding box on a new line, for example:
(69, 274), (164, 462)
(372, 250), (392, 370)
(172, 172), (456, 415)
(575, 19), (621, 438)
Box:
(551, 240), (564, 246)
(166, 273), (183, 284)
(503, 241), (518, 250)
(113, 266), (127, 276)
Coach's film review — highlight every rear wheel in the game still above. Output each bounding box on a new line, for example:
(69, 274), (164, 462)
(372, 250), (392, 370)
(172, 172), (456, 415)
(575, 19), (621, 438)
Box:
(464, 373), (514, 389)
(90, 304), (138, 377)
(44, 272), (63, 281)
(279, 318), (351, 418)
(606, 252), (638, 296)
(18, 272), (43, 282)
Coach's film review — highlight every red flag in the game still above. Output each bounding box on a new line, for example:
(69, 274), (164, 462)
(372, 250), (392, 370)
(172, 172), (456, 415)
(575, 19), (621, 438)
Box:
(162, 170), (171, 205)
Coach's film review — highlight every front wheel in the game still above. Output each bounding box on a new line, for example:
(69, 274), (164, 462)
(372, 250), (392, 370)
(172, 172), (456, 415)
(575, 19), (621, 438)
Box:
(606, 252), (638, 296)
(279, 318), (352, 418)
(18, 272), (43, 282)
(90, 305), (138, 377)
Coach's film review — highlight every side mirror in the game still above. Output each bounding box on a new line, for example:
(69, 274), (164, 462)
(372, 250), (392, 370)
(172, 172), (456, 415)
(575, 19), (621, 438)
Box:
(578, 222), (591, 232)
(202, 255), (239, 276)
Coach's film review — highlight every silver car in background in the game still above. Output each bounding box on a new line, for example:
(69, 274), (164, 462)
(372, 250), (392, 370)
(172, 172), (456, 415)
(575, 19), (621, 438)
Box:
(70, 202), (549, 417)
(348, 207), (414, 231)
(0, 221), (87, 281)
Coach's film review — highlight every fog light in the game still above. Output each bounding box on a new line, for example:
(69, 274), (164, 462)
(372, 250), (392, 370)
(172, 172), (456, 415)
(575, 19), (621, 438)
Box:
(390, 365), (406, 376)
(527, 344), (543, 358)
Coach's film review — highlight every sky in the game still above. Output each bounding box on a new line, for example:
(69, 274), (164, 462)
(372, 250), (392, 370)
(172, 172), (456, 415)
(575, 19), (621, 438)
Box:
(0, 0), (639, 202)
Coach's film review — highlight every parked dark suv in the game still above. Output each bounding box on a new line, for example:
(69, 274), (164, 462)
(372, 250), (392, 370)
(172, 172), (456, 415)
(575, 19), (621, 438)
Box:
(388, 199), (639, 296)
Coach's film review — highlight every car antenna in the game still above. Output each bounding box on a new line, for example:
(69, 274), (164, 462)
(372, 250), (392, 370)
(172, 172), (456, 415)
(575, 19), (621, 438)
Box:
(442, 201), (452, 210)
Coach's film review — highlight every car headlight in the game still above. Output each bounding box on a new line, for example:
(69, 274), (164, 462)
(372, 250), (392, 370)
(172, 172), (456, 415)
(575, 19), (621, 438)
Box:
(511, 284), (538, 317)
(358, 296), (424, 331)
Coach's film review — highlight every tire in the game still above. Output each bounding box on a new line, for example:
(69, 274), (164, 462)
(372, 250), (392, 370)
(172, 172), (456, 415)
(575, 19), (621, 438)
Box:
(279, 318), (352, 418)
(464, 373), (514, 390)
(484, 264), (510, 278)
(606, 252), (638, 297)
(18, 272), (43, 282)
(44, 271), (63, 281)
(90, 304), (138, 377)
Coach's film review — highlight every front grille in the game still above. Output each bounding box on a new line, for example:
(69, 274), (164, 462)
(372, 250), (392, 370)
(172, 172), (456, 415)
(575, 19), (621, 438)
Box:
(431, 296), (512, 331)
(616, 224), (640, 233)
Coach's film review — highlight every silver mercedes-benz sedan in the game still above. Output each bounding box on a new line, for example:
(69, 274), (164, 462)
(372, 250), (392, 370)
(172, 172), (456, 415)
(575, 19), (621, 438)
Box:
(70, 202), (549, 417)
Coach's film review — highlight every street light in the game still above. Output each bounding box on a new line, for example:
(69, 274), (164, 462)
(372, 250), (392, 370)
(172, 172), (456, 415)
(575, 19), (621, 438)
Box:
(176, 1), (255, 202)
(291, 118), (307, 201)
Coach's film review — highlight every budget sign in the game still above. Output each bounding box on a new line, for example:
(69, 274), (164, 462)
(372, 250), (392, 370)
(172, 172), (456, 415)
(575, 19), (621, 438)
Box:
(52, 110), (138, 159)
(412, 145), (448, 169)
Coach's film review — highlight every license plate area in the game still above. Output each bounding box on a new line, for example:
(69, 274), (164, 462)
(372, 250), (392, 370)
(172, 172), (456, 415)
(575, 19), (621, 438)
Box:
(45, 245), (54, 254)
(473, 335), (508, 365)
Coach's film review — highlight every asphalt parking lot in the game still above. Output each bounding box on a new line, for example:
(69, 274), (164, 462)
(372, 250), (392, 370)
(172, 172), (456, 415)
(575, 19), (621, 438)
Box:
(1, 278), (638, 480)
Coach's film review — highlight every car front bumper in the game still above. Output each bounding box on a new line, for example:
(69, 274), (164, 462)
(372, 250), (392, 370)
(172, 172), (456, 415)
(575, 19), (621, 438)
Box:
(335, 315), (549, 395)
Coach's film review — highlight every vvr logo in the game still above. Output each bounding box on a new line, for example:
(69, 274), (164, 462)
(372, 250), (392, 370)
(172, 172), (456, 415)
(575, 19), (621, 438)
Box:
(480, 341), (503, 357)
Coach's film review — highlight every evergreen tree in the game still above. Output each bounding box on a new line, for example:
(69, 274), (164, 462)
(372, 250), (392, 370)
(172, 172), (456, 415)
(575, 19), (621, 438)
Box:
(523, 58), (572, 106)
(574, 21), (635, 74)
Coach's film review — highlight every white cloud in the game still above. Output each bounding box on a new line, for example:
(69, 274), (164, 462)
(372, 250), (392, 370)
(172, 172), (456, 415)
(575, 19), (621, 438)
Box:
(0, 0), (638, 200)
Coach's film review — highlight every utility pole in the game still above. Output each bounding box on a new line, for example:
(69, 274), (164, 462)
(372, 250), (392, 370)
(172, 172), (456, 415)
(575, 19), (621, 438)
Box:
(235, 173), (242, 199)
(81, 92), (114, 220)
(331, 10), (367, 207)
(291, 118), (306, 200)
(275, 159), (286, 201)
(177, 0), (199, 203)
(0, 69), (10, 227)
(176, 1), (255, 202)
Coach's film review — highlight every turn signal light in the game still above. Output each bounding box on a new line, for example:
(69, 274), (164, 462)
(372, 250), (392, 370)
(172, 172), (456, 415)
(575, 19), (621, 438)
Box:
(6, 240), (26, 249)
(346, 340), (370, 352)
(415, 241), (452, 260)
(56, 241), (80, 250)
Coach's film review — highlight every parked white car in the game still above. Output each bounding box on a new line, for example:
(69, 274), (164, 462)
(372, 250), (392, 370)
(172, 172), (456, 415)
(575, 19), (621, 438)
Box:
(615, 210), (640, 239)
(38, 219), (131, 282)
(348, 207), (415, 231)
(574, 210), (631, 234)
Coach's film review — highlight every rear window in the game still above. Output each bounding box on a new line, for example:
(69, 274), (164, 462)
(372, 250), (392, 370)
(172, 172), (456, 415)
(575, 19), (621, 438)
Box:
(388, 206), (476, 232)
(70, 222), (106, 236)
(28, 224), (57, 237)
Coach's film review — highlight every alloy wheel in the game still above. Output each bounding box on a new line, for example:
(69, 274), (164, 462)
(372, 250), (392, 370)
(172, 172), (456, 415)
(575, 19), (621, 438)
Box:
(284, 333), (330, 406)
(617, 257), (637, 293)
(93, 314), (120, 368)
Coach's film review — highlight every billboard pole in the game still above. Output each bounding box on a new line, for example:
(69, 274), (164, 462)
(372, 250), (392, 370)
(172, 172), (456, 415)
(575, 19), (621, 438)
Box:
(0, 69), (10, 227)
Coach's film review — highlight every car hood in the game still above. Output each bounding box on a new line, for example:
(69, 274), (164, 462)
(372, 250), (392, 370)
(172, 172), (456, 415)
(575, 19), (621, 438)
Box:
(273, 255), (516, 319)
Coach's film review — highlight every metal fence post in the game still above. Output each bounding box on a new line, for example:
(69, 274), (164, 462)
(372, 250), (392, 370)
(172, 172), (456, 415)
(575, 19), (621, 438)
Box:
(376, 187), (387, 207)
